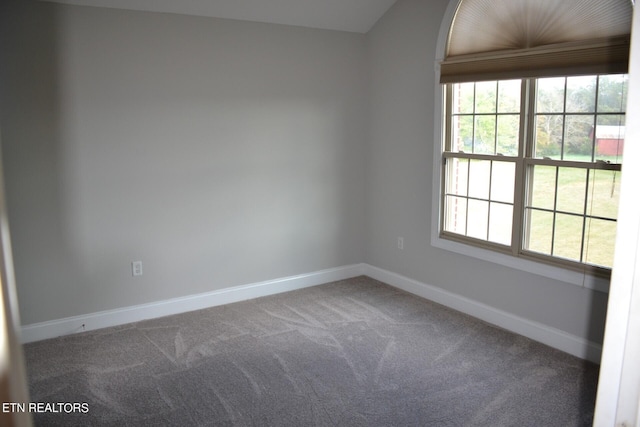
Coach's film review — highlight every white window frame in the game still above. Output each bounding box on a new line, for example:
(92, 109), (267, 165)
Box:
(430, 0), (611, 293)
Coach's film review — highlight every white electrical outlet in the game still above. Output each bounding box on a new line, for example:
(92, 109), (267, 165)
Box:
(398, 237), (404, 250)
(132, 261), (143, 276)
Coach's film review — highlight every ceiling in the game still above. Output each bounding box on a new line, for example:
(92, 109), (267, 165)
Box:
(40, 0), (399, 33)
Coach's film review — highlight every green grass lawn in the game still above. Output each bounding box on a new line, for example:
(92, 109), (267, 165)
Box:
(446, 157), (621, 268)
(527, 164), (620, 268)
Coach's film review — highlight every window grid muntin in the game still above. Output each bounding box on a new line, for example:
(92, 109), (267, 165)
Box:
(451, 112), (523, 155)
(443, 153), (518, 246)
(450, 80), (522, 156)
(534, 75), (627, 162)
(522, 158), (620, 268)
(442, 75), (624, 272)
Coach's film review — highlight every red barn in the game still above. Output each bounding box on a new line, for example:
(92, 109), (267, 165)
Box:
(593, 125), (625, 157)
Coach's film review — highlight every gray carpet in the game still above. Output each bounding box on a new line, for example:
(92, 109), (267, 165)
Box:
(24, 276), (598, 426)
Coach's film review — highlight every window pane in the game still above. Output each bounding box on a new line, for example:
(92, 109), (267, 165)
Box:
(556, 167), (586, 214)
(475, 81), (497, 114)
(553, 214), (584, 262)
(598, 74), (628, 113)
(468, 160), (490, 199)
(587, 169), (620, 219)
(525, 208), (553, 255)
(474, 116), (496, 154)
(536, 77), (565, 113)
(595, 115), (625, 161)
(445, 158), (469, 196)
(444, 195), (467, 235)
(563, 115), (594, 161)
(497, 80), (521, 113)
(490, 161), (515, 203)
(529, 166), (556, 210)
(444, 75), (625, 272)
(496, 114), (519, 156)
(535, 114), (563, 158)
(489, 203), (512, 245)
(451, 115), (473, 152)
(467, 199), (489, 240)
(584, 218), (617, 268)
(566, 75), (596, 113)
(453, 82), (475, 114)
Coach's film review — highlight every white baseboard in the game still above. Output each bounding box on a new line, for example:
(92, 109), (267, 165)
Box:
(21, 262), (601, 363)
(363, 264), (602, 364)
(20, 263), (366, 344)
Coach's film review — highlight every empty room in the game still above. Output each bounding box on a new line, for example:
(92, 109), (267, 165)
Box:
(1, 0), (639, 425)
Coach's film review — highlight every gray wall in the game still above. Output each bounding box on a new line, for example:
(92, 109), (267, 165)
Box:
(365, 0), (608, 344)
(0, 1), (367, 325)
(0, 0), (608, 347)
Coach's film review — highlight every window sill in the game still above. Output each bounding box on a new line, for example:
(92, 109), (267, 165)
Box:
(430, 233), (610, 293)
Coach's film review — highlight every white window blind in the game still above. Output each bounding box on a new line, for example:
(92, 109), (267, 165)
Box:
(440, 0), (633, 83)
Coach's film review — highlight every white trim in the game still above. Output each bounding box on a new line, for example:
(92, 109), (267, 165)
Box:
(20, 263), (366, 343)
(594, 4), (640, 424)
(21, 261), (601, 363)
(430, 0), (610, 293)
(363, 264), (603, 363)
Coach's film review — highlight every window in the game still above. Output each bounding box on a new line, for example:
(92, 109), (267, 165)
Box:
(442, 75), (627, 274)
(434, 0), (632, 283)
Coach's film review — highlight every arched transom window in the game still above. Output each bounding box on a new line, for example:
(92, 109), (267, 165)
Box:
(437, 0), (633, 276)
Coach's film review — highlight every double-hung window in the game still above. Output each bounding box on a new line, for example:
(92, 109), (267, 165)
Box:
(437, 0), (632, 279)
(442, 75), (627, 274)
